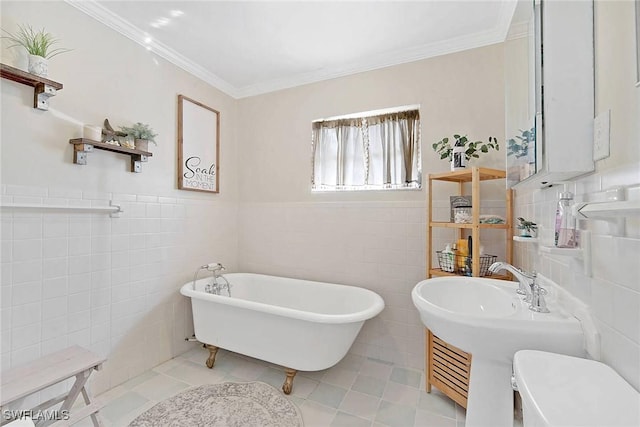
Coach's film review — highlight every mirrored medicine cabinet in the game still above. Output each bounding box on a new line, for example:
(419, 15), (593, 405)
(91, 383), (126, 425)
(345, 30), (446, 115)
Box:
(505, 0), (595, 188)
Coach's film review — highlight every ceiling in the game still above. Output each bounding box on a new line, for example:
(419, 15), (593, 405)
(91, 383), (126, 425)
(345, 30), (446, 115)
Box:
(67, 0), (516, 99)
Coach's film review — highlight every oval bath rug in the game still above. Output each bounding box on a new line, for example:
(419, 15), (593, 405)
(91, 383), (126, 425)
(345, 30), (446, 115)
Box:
(128, 381), (303, 427)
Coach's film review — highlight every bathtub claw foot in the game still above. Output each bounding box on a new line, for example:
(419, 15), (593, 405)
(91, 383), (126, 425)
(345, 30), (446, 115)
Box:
(205, 344), (219, 369)
(282, 368), (297, 395)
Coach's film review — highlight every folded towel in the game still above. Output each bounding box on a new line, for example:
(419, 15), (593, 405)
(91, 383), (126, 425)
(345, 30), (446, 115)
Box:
(479, 214), (506, 224)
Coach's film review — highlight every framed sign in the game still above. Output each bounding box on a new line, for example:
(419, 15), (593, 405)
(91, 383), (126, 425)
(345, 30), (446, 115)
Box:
(178, 95), (220, 193)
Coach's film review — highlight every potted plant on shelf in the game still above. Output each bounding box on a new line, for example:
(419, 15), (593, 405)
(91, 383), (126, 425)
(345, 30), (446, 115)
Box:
(517, 217), (538, 238)
(432, 134), (499, 171)
(1, 24), (71, 77)
(119, 122), (157, 151)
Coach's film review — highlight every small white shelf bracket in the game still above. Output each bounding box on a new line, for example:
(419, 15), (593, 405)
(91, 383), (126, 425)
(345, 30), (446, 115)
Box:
(539, 230), (592, 277)
(573, 186), (640, 236)
(513, 236), (539, 243)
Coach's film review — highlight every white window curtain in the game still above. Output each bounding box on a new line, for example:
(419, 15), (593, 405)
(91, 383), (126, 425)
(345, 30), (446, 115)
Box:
(312, 109), (421, 191)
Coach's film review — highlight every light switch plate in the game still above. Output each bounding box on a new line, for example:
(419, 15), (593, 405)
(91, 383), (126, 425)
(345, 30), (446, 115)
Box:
(593, 110), (610, 161)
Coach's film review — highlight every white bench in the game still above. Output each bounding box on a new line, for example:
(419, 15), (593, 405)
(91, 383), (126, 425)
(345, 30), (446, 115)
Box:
(1, 346), (106, 427)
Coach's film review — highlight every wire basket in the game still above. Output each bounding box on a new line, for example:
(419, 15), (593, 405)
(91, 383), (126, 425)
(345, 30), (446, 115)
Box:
(436, 251), (497, 276)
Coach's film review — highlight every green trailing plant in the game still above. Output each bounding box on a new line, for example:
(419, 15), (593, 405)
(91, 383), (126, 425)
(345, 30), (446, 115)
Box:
(119, 122), (158, 145)
(507, 127), (535, 158)
(517, 217), (538, 234)
(1, 24), (71, 59)
(432, 134), (499, 161)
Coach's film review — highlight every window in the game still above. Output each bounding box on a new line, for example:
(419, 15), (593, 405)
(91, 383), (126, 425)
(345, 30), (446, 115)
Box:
(311, 106), (421, 191)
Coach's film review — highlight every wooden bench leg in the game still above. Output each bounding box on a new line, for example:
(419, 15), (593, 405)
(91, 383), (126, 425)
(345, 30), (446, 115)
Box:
(81, 387), (104, 427)
(39, 371), (91, 427)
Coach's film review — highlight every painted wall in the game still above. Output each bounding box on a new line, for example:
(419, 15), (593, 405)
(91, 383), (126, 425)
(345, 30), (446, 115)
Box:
(513, 0), (640, 389)
(0, 0), (239, 399)
(236, 44), (507, 369)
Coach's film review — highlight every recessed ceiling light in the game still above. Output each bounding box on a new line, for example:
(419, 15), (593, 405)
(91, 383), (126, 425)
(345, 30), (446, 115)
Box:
(144, 36), (152, 44)
(146, 46), (152, 51)
(157, 17), (170, 26)
(150, 22), (160, 28)
(170, 10), (184, 17)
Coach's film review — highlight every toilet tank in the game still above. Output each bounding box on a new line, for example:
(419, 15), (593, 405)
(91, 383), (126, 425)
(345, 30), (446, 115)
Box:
(513, 350), (640, 427)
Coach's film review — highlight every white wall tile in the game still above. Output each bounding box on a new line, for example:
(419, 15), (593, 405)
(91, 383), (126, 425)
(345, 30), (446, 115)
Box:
(13, 219), (42, 240)
(68, 219), (91, 237)
(0, 286), (11, 308)
(42, 296), (68, 320)
(12, 281), (42, 306)
(68, 273), (90, 294)
(68, 310), (90, 333)
(612, 285), (640, 344)
(41, 316), (67, 340)
(12, 323), (41, 349)
(68, 292), (91, 314)
(68, 255), (92, 275)
(12, 240), (42, 261)
(43, 258), (68, 279)
(11, 302), (41, 328)
(43, 238), (68, 259)
(69, 237), (91, 256)
(91, 236), (111, 254)
(43, 277), (68, 300)
(43, 218), (69, 239)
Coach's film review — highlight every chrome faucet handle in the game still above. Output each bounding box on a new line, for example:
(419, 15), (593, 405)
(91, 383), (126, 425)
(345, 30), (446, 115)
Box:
(524, 271), (538, 302)
(529, 280), (549, 313)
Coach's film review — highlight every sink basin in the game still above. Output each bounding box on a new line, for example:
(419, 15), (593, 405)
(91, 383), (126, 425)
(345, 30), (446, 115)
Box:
(415, 277), (517, 317)
(412, 276), (583, 359)
(412, 276), (585, 427)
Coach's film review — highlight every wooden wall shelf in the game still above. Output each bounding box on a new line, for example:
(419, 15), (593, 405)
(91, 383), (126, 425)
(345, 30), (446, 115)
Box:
(1, 63), (63, 110)
(69, 138), (153, 173)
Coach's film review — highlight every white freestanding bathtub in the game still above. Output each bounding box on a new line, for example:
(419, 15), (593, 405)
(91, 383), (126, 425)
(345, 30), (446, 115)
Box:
(180, 273), (384, 393)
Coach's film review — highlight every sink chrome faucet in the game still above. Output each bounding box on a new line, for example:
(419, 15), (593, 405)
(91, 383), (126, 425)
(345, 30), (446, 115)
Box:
(488, 262), (534, 298)
(488, 262), (549, 313)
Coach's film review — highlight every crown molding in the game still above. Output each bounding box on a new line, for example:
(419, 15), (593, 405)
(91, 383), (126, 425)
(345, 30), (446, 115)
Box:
(66, 0), (516, 99)
(65, 0), (240, 98)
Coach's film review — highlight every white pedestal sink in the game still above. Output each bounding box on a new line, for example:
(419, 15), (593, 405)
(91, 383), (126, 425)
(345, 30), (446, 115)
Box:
(411, 276), (584, 427)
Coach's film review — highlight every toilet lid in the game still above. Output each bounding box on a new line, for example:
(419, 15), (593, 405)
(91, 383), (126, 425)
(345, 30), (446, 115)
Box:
(514, 350), (640, 426)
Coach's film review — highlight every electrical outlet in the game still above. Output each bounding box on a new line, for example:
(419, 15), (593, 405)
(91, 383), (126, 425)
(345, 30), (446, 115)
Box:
(593, 110), (610, 161)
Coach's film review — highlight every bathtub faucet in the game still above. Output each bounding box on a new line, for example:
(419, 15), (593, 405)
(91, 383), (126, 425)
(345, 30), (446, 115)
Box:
(193, 263), (232, 296)
(203, 263), (232, 296)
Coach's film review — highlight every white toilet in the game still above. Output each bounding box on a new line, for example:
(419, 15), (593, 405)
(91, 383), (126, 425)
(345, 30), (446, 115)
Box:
(513, 350), (640, 427)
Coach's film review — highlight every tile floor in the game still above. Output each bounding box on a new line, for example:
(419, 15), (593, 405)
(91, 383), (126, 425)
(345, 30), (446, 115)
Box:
(82, 346), (522, 427)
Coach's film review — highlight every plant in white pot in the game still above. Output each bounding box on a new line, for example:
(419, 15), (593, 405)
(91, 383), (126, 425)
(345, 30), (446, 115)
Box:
(432, 134), (499, 171)
(517, 217), (538, 238)
(1, 24), (71, 77)
(119, 122), (157, 151)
